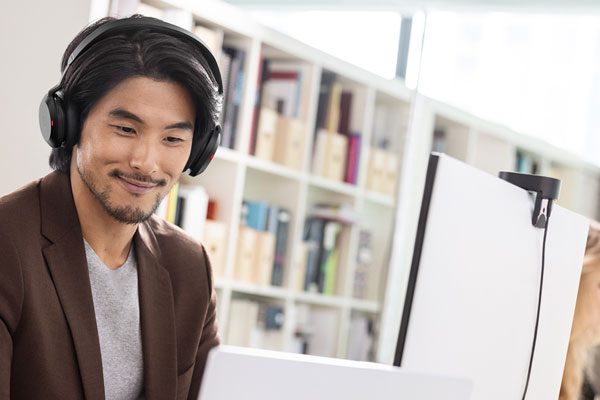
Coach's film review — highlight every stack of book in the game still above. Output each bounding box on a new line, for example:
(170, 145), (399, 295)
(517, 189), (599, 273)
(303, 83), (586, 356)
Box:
(236, 200), (291, 287)
(250, 58), (311, 169)
(311, 71), (364, 185)
(300, 204), (357, 295)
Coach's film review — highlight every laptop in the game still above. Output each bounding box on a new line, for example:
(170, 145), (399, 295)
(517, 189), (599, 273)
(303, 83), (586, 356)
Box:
(198, 345), (472, 400)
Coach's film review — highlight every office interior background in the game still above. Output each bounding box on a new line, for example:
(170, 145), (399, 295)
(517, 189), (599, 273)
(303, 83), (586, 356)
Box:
(2, 0), (600, 378)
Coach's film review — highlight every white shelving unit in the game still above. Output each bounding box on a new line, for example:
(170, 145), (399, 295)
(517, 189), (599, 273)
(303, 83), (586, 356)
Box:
(120, 0), (408, 360)
(107, 0), (600, 364)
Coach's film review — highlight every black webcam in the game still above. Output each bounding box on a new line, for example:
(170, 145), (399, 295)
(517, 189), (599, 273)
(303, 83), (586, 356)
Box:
(499, 171), (561, 229)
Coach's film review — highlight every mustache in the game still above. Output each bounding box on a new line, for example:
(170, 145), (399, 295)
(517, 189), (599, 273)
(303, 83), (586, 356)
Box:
(108, 169), (167, 187)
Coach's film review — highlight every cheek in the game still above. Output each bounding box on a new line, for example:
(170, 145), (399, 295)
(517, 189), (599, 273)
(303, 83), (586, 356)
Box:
(164, 146), (192, 173)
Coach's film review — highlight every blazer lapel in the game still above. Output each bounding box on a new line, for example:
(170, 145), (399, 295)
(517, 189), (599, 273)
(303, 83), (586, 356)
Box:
(135, 224), (178, 400)
(40, 172), (105, 400)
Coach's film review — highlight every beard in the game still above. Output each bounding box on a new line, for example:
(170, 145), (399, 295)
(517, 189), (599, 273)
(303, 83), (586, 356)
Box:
(76, 163), (166, 225)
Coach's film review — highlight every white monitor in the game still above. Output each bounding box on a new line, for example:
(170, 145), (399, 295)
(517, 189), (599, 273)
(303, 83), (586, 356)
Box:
(394, 153), (589, 400)
(198, 345), (472, 400)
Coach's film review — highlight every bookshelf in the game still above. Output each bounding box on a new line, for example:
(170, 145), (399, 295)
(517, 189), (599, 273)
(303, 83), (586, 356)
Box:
(126, 0), (404, 360)
(108, 0), (600, 364)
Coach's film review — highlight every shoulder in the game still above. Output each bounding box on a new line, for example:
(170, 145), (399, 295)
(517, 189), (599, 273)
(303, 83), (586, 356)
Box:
(0, 177), (43, 231)
(144, 216), (206, 257)
(141, 216), (214, 294)
(141, 216), (212, 275)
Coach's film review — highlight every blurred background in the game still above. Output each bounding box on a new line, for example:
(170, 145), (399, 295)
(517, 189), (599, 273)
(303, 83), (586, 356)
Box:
(2, 0), (599, 391)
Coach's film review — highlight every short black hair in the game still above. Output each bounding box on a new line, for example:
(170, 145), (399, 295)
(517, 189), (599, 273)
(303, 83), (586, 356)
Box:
(49, 14), (221, 173)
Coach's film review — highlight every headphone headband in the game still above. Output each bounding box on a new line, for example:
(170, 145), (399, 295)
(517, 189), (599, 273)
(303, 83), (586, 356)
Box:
(63, 17), (223, 94)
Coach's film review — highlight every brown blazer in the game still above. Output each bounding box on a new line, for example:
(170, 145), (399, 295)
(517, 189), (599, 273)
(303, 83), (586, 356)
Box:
(0, 171), (219, 399)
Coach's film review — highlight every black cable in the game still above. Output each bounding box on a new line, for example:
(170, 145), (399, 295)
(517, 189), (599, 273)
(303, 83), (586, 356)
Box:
(521, 219), (549, 400)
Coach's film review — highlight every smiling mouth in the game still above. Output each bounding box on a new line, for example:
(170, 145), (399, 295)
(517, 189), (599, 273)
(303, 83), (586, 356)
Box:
(117, 176), (157, 194)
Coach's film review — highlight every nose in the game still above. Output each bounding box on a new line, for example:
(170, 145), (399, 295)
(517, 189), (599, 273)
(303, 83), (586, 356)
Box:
(129, 137), (159, 175)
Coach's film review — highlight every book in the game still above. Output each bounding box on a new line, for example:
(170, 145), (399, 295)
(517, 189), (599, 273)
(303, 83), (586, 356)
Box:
(314, 71), (336, 131)
(243, 200), (269, 231)
(303, 218), (325, 292)
(345, 133), (361, 185)
(271, 208), (291, 286)
(218, 51), (232, 126)
(268, 61), (312, 120)
(177, 185), (209, 241)
(261, 70), (300, 119)
(308, 203), (359, 225)
(165, 182), (180, 224)
(325, 82), (342, 133)
(221, 47), (246, 149)
(338, 91), (353, 135)
(249, 54), (268, 155)
(317, 221), (342, 294)
(353, 230), (373, 299)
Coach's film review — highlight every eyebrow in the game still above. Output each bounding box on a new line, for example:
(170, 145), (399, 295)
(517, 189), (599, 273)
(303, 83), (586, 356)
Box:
(108, 108), (194, 131)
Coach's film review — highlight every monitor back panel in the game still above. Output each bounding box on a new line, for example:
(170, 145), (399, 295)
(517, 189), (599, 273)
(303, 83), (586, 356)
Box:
(395, 154), (589, 399)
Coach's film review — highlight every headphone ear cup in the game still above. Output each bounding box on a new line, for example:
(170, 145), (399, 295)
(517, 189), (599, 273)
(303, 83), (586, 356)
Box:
(39, 92), (66, 148)
(186, 124), (221, 177)
(64, 100), (80, 146)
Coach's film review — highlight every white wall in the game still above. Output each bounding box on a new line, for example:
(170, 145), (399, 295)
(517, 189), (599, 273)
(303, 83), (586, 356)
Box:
(0, 0), (93, 196)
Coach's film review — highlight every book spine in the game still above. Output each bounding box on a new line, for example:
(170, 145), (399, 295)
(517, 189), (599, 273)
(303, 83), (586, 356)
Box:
(303, 218), (324, 292)
(338, 91), (352, 135)
(249, 54), (266, 155)
(318, 221), (340, 293)
(229, 50), (246, 150)
(165, 182), (180, 224)
(345, 134), (361, 184)
(271, 209), (290, 286)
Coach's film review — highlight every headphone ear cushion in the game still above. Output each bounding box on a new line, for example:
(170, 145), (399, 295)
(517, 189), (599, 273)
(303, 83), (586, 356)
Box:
(186, 124), (221, 177)
(64, 100), (80, 146)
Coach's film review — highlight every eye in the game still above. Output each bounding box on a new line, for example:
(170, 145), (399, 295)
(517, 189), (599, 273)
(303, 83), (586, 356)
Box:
(113, 125), (136, 134)
(165, 136), (184, 144)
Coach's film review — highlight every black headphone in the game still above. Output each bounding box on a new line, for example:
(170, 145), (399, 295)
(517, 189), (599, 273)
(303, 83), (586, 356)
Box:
(39, 17), (223, 176)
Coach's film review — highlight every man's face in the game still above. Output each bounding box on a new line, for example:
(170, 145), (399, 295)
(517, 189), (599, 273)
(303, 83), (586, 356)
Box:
(72, 76), (195, 225)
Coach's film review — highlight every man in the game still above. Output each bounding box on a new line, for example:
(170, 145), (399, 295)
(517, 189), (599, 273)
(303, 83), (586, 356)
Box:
(0, 15), (222, 399)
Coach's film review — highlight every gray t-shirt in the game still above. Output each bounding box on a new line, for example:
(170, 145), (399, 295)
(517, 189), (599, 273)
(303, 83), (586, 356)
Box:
(84, 240), (144, 400)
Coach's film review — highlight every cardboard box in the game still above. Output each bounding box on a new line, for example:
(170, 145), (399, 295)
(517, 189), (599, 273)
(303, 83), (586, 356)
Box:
(366, 147), (386, 193)
(274, 116), (305, 170)
(254, 231), (276, 286)
(235, 226), (258, 282)
(382, 151), (399, 197)
(312, 129), (348, 182)
(203, 220), (228, 278)
(254, 108), (278, 161)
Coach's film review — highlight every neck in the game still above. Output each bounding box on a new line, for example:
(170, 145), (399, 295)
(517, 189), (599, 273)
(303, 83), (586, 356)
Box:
(70, 164), (137, 270)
